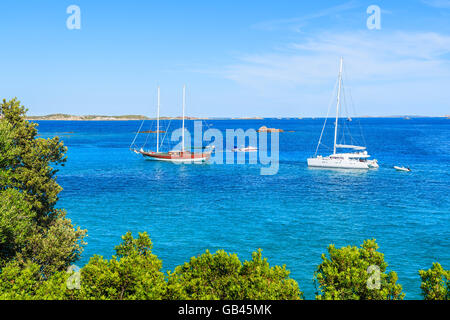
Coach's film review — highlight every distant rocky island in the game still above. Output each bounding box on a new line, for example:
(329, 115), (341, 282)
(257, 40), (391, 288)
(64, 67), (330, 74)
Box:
(257, 126), (284, 132)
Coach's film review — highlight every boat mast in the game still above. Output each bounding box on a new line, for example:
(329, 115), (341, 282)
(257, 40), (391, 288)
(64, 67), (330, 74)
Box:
(333, 57), (343, 155)
(156, 86), (160, 153)
(182, 84), (185, 153)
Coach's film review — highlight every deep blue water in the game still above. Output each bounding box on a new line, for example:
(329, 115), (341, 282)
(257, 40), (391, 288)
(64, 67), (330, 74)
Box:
(35, 118), (449, 300)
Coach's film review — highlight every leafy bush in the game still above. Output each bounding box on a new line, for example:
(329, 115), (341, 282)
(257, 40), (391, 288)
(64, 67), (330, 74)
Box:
(79, 232), (166, 300)
(314, 239), (404, 300)
(0, 98), (86, 275)
(166, 249), (303, 300)
(419, 263), (449, 300)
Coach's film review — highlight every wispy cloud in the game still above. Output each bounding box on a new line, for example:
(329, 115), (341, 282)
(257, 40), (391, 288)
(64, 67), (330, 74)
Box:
(252, 1), (359, 32)
(422, 0), (450, 8)
(212, 31), (450, 116)
(224, 31), (450, 85)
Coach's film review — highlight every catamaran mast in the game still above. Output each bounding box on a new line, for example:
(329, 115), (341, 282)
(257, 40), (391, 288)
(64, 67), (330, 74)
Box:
(157, 86), (160, 153)
(182, 85), (186, 153)
(333, 57), (343, 155)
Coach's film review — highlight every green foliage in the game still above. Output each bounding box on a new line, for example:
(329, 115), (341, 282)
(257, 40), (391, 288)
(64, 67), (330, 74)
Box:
(0, 121), (18, 189)
(0, 232), (167, 300)
(15, 213), (86, 277)
(0, 261), (42, 299)
(0, 259), (76, 300)
(419, 263), (449, 300)
(0, 189), (35, 265)
(0, 98), (86, 274)
(0, 121), (16, 167)
(0, 98), (66, 219)
(79, 232), (166, 300)
(314, 239), (404, 300)
(34, 269), (76, 300)
(166, 249), (303, 300)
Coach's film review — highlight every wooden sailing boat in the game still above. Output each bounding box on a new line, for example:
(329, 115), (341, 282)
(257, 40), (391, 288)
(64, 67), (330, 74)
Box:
(133, 85), (212, 163)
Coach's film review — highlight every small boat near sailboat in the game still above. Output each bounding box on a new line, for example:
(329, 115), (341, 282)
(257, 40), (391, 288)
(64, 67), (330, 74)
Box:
(307, 57), (379, 170)
(394, 166), (411, 172)
(131, 85), (212, 163)
(232, 146), (258, 152)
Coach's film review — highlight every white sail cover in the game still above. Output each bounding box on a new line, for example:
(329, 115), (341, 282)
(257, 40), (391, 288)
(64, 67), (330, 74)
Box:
(335, 144), (366, 150)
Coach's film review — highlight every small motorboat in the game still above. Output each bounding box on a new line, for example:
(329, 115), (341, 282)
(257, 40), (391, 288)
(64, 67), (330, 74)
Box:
(232, 146), (258, 152)
(394, 166), (411, 172)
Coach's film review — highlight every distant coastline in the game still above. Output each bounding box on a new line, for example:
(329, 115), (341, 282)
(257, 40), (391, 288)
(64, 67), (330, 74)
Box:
(26, 114), (151, 121)
(26, 114), (266, 121)
(25, 114), (450, 121)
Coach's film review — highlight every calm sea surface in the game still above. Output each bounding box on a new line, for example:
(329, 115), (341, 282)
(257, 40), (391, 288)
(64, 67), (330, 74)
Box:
(36, 118), (449, 299)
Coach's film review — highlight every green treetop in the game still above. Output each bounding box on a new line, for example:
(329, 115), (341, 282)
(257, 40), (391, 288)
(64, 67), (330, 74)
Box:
(0, 98), (86, 276)
(314, 239), (404, 300)
(79, 232), (166, 300)
(166, 248), (303, 300)
(419, 262), (449, 300)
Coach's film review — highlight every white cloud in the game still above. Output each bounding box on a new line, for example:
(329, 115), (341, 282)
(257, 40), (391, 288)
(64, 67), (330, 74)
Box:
(422, 0), (450, 8)
(251, 1), (359, 32)
(226, 31), (450, 83)
(214, 31), (450, 116)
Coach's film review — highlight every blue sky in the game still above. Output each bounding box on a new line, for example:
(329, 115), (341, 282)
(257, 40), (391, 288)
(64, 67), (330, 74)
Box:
(1, 0), (450, 117)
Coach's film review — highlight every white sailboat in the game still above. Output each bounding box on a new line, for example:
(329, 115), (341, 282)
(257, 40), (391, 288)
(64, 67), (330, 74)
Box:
(307, 57), (379, 170)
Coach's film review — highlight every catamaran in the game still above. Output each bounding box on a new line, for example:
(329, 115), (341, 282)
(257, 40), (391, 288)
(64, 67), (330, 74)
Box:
(307, 57), (379, 170)
(132, 85), (212, 163)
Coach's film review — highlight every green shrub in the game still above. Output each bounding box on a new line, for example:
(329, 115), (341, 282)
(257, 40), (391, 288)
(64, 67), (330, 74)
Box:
(314, 239), (404, 300)
(419, 263), (449, 300)
(166, 249), (303, 300)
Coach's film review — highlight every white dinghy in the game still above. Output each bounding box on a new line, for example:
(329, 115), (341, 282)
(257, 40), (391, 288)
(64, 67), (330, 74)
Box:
(232, 146), (258, 152)
(394, 166), (411, 172)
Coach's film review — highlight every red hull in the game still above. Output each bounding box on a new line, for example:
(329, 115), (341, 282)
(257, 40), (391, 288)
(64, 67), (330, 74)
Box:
(138, 150), (211, 162)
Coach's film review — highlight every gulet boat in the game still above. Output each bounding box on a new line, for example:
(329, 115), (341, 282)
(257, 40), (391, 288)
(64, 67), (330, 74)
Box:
(132, 86), (212, 163)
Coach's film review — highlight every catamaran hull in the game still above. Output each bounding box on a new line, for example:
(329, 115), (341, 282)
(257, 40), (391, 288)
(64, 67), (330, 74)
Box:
(307, 158), (370, 169)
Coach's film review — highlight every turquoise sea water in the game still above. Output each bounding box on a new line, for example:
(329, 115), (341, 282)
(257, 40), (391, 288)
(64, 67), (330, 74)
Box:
(36, 118), (449, 299)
